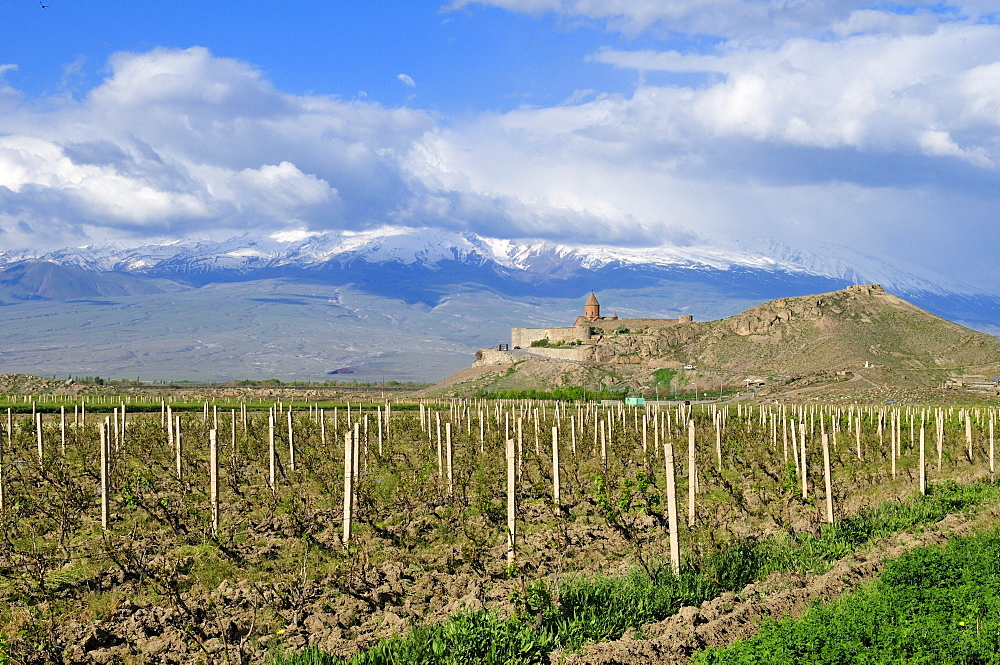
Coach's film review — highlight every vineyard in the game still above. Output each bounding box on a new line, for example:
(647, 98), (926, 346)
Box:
(0, 392), (998, 664)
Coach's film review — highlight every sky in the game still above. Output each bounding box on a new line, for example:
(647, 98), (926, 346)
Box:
(1, 0), (999, 290)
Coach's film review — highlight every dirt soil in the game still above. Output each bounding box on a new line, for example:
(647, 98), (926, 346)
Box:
(557, 503), (1000, 665)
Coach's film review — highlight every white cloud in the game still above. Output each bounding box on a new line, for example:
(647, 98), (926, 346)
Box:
(450, 0), (964, 41)
(0, 47), (432, 248)
(2, 15), (1000, 292)
(397, 73), (417, 87)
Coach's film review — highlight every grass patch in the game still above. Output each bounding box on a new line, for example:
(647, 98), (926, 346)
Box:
(695, 527), (1000, 664)
(272, 479), (1000, 665)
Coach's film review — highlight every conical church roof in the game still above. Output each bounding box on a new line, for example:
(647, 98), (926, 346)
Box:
(586, 292), (600, 306)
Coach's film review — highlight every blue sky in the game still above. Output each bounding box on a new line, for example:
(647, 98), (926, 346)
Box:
(1, 0), (1000, 290)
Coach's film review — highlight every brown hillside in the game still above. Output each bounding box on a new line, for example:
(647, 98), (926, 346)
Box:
(435, 285), (1000, 396)
(682, 284), (1000, 377)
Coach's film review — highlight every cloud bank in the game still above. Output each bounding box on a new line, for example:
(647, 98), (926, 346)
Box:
(0, 3), (999, 290)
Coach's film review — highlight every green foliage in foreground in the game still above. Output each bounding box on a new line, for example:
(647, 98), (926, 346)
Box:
(272, 480), (1000, 665)
(695, 527), (1000, 665)
(473, 386), (623, 402)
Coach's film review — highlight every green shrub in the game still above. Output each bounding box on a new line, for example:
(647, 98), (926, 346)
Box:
(695, 529), (1000, 665)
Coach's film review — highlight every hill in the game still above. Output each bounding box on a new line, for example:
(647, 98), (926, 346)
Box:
(435, 285), (1000, 399)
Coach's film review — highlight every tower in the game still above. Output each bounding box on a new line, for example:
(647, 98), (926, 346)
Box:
(585, 292), (600, 320)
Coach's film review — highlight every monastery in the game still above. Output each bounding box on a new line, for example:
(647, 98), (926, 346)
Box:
(510, 292), (693, 349)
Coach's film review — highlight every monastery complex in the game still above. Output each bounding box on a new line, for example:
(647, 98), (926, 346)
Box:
(474, 293), (697, 367)
(510, 293), (693, 349)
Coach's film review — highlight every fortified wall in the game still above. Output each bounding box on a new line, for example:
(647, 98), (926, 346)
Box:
(510, 294), (693, 349)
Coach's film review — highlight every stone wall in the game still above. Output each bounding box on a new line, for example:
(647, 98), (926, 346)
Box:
(521, 346), (593, 362)
(473, 349), (518, 367)
(511, 323), (591, 348)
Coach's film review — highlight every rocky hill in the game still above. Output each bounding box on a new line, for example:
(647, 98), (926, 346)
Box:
(437, 285), (1000, 397)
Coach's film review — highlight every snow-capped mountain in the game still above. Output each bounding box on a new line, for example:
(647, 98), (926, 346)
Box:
(0, 225), (965, 292)
(0, 226), (997, 382)
(0, 226), (997, 332)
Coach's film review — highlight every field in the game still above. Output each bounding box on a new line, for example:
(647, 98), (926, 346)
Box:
(0, 391), (999, 664)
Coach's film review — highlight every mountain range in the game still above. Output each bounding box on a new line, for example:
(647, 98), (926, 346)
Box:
(0, 227), (996, 382)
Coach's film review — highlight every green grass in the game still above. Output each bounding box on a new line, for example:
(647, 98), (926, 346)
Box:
(695, 528), (1000, 664)
(272, 479), (1000, 665)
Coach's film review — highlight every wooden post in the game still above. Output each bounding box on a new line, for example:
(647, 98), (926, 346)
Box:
(167, 405), (174, 450)
(990, 414), (995, 476)
(175, 416), (182, 481)
(100, 421), (109, 529)
(378, 407), (384, 457)
(445, 422), (454, 497)
(664, 442), (680, 576)
(36, 412), (43, 464)
(891, 412), (897, 479)
(966, 414), (974, 463)
(919, 425), (926, 496)
(60, 406), (66, 456)
(268, 411), (276, 490)
(506, 437), (516, 566)
(687, 420), (696, 523)
(715, 413), (722, 470)
(0, 409), (4, 513)
(436, 413), (443, 479)
(342, 431), (353, 548)
(552, 426), (561, 506)
(600, 420), (607, 470)
(800, 426), (808, 500)
(855, 417), (862, 461)
(822, 433), (833, 524)
(209, 429), (219, 536)
(286, 410), (296, 472)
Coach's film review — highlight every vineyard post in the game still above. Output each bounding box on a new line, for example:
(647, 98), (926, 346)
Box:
(342, 431), (353, 548)
(60, 406), (66, 456)
(0, 410), (5, 513)
(919, 425), (926, 495)
(516, 417), (523, 479)
(664, 442), (680, 576)
(891, 411), (897, 479)
(714, 412), (722, 470)
(210, 429), (219, 536)
(175, 416), (183, 481)
(800, 426), (808, 500)
(352, 423), (360, 511)
(287, 410), (296, 473)
(822, 433), (833, 523)
(436, 412), (443, 478)
(552, 425), (560, 506)
(687, 420), (696, 522)
(320, 409), (326, 449)
(506, 437), (516, 566)
(100, 420), (109, 529)
(855, 418), (862, 461)
(446, 422), (453, 497)
(600, 420), (607, 471)
(990, 413), (995, 476)
(378, 407), (384, 457)
(966, 414), (974, 463)
(937, 414), (943, 472)
(641, 414), (648, 457)
(167, 405), (174, 451)
(35, 412), (42, 464)
(268, 411), (276, 491)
